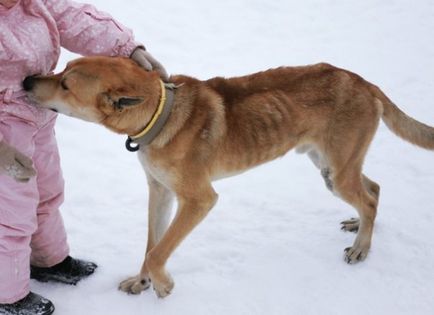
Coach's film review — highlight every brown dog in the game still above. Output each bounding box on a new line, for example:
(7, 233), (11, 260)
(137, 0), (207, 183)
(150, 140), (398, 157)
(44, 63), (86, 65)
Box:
(24, 56), (434, 298)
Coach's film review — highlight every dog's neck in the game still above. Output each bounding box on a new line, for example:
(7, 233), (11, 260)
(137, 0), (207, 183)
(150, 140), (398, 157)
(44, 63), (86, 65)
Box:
(126, 81), (178, 150)
(101, 73), (194, 149)
(145, 79), (194, 148)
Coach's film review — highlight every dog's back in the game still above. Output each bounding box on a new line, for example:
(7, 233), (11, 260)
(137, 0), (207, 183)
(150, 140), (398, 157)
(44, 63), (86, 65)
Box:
(175, 63), (375, 174)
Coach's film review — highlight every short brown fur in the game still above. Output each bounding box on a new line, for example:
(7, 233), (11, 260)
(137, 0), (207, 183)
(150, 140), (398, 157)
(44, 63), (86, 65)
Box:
(26, 57), (434, 298)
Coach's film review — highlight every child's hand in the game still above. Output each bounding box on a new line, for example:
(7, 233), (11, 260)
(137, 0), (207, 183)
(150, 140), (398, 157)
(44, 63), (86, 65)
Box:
(130, 47), (169, 82)
(0, 141), (36, 182)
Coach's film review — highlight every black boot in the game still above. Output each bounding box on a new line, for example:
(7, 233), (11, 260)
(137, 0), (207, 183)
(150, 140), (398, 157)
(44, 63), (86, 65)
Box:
(31, 256), (97, 285)
(0, 292), (54, 315)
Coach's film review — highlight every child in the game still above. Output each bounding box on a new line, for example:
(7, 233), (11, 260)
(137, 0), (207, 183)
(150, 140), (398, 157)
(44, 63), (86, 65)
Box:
(0, 0), (167, 314)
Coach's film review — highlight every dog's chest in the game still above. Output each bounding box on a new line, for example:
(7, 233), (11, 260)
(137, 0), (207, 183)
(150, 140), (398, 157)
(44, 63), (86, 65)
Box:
(138, 150), (173, 187)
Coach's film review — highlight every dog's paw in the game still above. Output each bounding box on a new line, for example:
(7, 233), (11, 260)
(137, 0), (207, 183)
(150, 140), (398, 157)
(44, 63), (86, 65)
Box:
(340, 218), (359, 233)
(118, 275), (151, 294)
(152, 272), (174, 298)
(344, 245), (369, 264)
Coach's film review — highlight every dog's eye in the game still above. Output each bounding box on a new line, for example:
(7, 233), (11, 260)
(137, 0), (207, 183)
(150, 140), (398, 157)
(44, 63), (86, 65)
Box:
(61, 80), (69, 90)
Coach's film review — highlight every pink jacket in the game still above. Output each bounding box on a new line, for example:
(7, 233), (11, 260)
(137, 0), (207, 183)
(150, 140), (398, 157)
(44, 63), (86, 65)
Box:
(0, 0), (139, 138)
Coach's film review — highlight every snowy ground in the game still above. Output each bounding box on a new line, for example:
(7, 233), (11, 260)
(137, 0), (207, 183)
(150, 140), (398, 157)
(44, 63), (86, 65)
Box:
(32, 0), (434, 314)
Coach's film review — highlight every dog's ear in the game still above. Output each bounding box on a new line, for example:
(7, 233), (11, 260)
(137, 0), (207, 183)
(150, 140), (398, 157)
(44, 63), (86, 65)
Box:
(115, 97), (144, 108)
(114, 97), (144, 109)
(98, 92), (144, 112)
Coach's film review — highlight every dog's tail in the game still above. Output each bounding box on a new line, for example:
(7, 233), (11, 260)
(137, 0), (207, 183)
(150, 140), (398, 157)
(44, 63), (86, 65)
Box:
(371, 86), (434, 150)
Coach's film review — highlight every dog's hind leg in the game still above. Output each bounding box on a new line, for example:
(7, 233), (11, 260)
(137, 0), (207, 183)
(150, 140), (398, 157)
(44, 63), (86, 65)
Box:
(325, 119), (379, 263)
(305, 147), (335, 192)
(308, 152), (372, 240)
(334, 167), (378, 264)
(362, 174), (380, 200)
(308, 134), (379, 263)
(341, 175), (380, 233)
(323, 95), (382, 263)
(119, 175), (174, 295)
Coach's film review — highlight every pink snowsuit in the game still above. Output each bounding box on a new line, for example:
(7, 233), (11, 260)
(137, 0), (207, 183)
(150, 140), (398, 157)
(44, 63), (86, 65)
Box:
(0, 0), (138, 303)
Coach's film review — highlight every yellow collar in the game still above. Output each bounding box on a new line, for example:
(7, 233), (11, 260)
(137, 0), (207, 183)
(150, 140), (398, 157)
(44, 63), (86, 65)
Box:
(125, 80), (178, 152)
(130, 79), (167, 140)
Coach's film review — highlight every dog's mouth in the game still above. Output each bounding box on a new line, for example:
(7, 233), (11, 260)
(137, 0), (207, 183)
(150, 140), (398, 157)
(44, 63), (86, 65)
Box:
(49, 108), (58, 113)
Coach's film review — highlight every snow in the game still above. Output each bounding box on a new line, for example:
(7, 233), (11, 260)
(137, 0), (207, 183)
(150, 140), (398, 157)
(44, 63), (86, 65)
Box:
(33, 0), (434, 314)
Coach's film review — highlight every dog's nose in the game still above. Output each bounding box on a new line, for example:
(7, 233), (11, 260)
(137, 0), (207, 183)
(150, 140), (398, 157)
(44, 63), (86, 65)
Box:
(22, 76), (36, 91)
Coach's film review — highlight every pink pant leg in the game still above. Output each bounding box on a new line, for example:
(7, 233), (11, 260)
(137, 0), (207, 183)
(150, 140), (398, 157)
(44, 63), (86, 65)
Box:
(30, 116), (69, 267)
(0, 116), (39, 303)
(0, 113), (69, 303)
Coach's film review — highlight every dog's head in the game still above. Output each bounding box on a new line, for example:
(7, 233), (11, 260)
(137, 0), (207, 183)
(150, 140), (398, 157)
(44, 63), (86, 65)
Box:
(23, 56), (162, 134)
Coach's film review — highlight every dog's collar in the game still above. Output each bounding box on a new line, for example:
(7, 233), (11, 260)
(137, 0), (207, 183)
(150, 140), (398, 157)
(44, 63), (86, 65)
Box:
(125, 80), (178, 152)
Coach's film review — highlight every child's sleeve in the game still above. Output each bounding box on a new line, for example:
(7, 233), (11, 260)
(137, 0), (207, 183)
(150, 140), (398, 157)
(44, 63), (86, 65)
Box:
(44, 0), (139, 57)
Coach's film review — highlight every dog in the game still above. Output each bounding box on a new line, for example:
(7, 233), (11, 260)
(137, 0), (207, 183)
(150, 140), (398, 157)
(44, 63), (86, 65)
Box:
(23, 56), (434, 298)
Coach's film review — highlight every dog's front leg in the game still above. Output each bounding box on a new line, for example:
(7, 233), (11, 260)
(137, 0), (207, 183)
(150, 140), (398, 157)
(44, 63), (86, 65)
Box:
(146, 183), (218, 298)
(119, 176), (174, 294)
